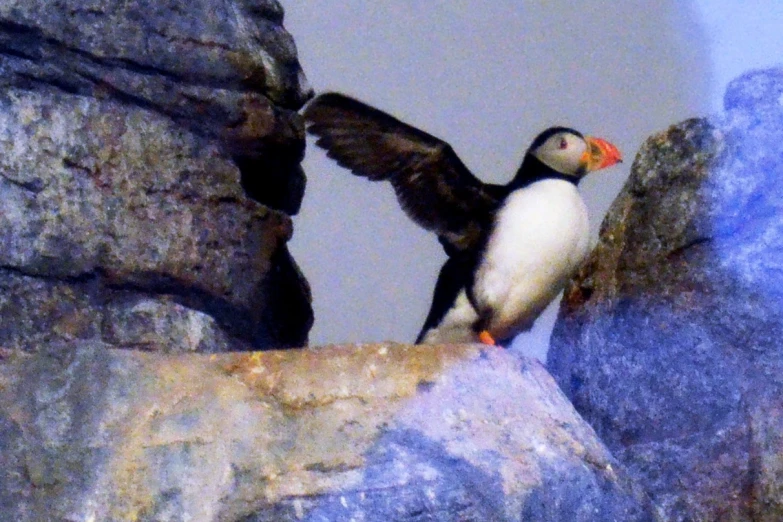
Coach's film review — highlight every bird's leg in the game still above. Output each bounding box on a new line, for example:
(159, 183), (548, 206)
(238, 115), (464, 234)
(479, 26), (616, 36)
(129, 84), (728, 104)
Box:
(466, 283), (497, 346)
(473, 312), (498, 346)
(478, 330), (496, 345)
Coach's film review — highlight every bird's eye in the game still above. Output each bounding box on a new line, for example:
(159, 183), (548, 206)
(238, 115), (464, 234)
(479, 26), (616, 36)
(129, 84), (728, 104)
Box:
(559, 138), (568, 149)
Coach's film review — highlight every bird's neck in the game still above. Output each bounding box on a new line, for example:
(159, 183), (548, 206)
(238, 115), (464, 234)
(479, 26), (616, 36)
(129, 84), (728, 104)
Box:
(509, 155), (579, 191)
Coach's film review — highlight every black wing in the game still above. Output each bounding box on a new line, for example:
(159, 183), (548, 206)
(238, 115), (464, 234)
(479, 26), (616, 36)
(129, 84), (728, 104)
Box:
(303, 92), (508, 253)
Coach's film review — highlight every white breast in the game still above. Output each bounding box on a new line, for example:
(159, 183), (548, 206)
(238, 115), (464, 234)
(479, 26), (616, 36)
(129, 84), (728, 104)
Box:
(473, 179), (590, 340)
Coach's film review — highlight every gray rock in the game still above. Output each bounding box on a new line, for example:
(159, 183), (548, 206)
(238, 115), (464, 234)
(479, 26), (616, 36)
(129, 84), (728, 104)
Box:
(0, 0), (314, 350)
(0, 0), (313, 214)
(0, 89), (311, 350)
(549, 67), (783, 521)
(0, 342), (659, 522)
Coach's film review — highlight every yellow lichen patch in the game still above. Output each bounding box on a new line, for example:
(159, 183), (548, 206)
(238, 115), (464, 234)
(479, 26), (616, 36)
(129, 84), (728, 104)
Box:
(90, 344), (524, 517)
(219, 343), (482, 410)
(103, 352), (257, 519)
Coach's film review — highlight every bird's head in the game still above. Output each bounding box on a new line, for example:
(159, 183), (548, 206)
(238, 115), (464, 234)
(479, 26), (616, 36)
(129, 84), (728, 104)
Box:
(528, 127), (622, 179)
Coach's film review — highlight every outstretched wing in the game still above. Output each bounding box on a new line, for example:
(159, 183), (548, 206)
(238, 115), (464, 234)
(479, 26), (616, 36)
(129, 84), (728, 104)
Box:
(303, 92), (507, 253)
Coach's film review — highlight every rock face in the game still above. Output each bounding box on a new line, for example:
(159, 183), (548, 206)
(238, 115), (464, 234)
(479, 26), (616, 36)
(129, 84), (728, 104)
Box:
(0, 343), (658, 522)
(0, 0), (313, 351)
(549, 67), (783, 521)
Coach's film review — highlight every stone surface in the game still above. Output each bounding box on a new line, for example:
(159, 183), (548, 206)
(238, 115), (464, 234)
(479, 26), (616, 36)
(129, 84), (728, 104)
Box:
(0, 0), (312, 213)
(549, 67), (783, 521)
(0, 342), (658, 522)
(0, 0), (313, 350)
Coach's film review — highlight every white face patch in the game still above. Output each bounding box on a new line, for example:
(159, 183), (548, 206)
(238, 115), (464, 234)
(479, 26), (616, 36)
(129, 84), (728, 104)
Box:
(530, 132), (587, 176)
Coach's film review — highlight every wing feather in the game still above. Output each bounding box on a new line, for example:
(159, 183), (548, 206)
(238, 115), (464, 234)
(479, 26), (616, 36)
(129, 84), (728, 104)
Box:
(303, 92), (507, 253)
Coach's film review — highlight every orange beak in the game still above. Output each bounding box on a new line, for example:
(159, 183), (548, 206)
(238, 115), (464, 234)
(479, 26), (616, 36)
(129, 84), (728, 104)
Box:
(581, 137), (622, 172)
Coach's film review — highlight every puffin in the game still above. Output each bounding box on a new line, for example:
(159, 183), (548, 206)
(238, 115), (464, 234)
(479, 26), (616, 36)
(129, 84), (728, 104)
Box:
(303, 92), (621, 346)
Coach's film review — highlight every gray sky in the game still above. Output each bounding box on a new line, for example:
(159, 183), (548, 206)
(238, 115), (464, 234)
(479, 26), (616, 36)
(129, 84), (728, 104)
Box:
(283, 1), (783, 359)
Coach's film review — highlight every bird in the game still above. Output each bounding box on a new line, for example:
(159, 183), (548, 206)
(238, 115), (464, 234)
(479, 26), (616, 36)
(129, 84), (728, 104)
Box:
(303, 92), (621, 346)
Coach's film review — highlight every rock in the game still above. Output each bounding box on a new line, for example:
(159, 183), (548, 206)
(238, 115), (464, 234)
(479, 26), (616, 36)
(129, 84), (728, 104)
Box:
(0, 342), (658, 522)
(0, 0), (313, 350)
(0, 0), (313, 213)
(549, 67), (783, 521)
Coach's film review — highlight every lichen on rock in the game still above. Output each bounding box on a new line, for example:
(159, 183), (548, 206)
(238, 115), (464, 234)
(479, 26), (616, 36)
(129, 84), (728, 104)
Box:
(0, 342), (659, 521)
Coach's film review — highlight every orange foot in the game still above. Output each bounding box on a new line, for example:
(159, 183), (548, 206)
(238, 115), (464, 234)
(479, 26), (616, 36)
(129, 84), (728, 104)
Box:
(478, 330), (496, 346)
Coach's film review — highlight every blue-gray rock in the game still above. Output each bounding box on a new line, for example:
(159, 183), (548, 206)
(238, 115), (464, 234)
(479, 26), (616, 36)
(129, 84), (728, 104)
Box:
(0, 0), (312, 215)
(549, 67), (783, 521)
(0, 0), (313, 350)
(0, 343), (658, 521)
